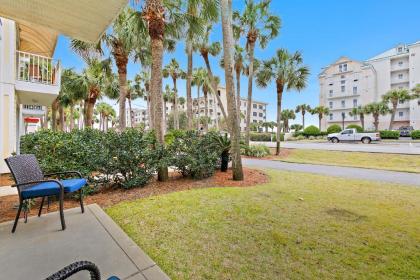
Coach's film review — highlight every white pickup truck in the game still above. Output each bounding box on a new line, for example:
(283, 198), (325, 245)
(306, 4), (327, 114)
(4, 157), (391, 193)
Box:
(327, 129), (381, 144)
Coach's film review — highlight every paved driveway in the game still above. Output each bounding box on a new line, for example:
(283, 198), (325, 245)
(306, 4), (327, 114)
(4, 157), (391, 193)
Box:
(251, 141), (420, 155)
(243, 158), (420, 187)
(0, 204), (169, 280)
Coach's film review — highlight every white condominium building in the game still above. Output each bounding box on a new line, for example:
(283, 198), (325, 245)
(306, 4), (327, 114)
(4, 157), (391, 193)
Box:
(319, 42), (420, 131)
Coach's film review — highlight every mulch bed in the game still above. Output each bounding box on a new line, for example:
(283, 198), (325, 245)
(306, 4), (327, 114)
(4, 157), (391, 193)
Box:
(0, 168), (269, 223)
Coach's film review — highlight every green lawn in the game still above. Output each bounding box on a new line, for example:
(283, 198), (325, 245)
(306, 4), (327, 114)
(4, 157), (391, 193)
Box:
(275, 149), (420, 173)
(107, 170), (420, 280)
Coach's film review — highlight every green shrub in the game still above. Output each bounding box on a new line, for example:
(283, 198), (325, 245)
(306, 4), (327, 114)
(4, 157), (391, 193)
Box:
(327, 124), (342, 134)
(346, 124), (363, 132)
(411, 130), (420, 139)
(249, 132), (283, 142)
(168, 131), (220, 179)
(242, 144), (270, 158)
(303, 125), (321, 137)
(20, 128), (162, 189)
(293, 131), (304, 137)
(296, 135), (305, 140)
(379, 130), (400, 139)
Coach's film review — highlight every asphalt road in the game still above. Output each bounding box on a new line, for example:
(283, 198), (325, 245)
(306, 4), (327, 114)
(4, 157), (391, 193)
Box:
(243, 158), (420, 187)
(251, 141), (420, 155)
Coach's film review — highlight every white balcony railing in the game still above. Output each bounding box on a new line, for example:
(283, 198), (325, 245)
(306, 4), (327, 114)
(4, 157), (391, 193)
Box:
(16, 51), (61, 86)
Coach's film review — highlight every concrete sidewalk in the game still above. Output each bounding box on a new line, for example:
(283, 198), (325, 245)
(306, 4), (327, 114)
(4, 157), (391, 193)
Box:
(0, 204), (169, 280)
(243, 158), (420, 187)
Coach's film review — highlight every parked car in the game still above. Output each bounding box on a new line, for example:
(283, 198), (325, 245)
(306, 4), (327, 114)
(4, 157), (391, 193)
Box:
(327, 128), (381, 144)
(398, 126), (414, 137)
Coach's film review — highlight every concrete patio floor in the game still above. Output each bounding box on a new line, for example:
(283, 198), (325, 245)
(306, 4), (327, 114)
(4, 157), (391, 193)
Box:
(0, 204), (169, 280)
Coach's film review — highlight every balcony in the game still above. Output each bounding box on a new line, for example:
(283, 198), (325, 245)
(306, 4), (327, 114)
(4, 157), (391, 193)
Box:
(15, 51), (61, 105)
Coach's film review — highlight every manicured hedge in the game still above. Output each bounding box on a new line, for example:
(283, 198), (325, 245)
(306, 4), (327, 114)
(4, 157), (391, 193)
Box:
(249, 132), (284, 142)
(303, 125), (321, 136)
(411, 130), (420, 139)
(327, 124), (342, 134)
(346, 124), (363, 133)
(379, 130), (400, 139)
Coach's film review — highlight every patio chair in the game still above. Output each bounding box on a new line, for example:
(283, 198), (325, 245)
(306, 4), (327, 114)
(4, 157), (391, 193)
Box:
(45, 261), (120, 280)
(4, 154), (87, 233)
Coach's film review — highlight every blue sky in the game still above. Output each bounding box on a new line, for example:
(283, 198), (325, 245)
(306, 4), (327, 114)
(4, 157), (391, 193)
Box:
(53, 0), (420, 126)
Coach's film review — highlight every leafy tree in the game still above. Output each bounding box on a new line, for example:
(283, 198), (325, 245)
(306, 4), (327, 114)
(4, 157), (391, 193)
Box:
(233, 0), (281, 146)
(382, 89), (418, 130)
(290, 124), (303, 132)
(364, 102), (389, 131)
(96, 102), (116, 131)
(349, 106), (366, 130)
(295, 104), (311, 129)
(256, 49), (309, 155)
(281, 109), (296, 132)
(310, 106), (330, 130)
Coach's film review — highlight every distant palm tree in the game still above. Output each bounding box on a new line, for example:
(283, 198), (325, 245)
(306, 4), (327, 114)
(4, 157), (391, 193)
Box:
(364, 102), (389, 131)
(233, 0), (281, 146)
(290, 124), (303, 131)
(192, 68), (207, 130)
(310, 106), (330, 130)
(163, 58), (186, 130)
(163, 85), (175, 132)
(349, 106), (366, 130)
(256, 49), (309, 155)
(382, 89), (417, 130)
(281, 109), (296, 132)
(295, 104), (311, 129)
(96, 102), (115, 131)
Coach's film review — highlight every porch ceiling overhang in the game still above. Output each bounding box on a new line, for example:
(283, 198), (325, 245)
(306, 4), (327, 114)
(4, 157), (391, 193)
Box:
(0, 0), (128, 43)
(18, 21), (58, 57)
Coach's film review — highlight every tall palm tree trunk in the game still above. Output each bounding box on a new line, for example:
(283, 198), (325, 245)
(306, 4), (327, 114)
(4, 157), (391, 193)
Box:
(318, 115), (322, 130)
(69, 105), (75, 130)
(221, 0), (243, 180)
(163, 100), (167, 131)
(389, 102), (397, 130)
(173, 78), (179, 130)
(51, 99), (58, 131)
(236, 67), (241, 119)
(360, 114), (365, 131)
(204, 90), (209, 132)
(58, 105), (65, 132)
(43, 107), (49, 129)
(374, 114), (379, 131)
(245, 41), (256, 146)
(186, 41), (193, 130)
(117, 66), (128, 130)
(302, 112), (305, 128)
(197, 85), (201, 131)
(128, 94), (134, 128)
(276, 83), (284, 156)
(202, 53), (227, 119)
(85, 100), (95, 128)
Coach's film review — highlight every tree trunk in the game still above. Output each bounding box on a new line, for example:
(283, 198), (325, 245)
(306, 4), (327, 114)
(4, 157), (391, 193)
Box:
(245, 41), (255, 146)
(69, 105), (75, 131)
(58, 105), (65, 132)
(318, 116), (322, 130)
(276, 83), (284, 156)
(79, 101), (84, 129)
(236, 67), (241, 120)
(389, 102), (397, 130)
(204, 90), (209, 132)
(150, 34), (168, 181)
(221, 0), (243, 180)
(302, 112), (305, 129)
(118, 68), (128, 130)
(43, 107), (49, 129)
(186, 41), (193, 130)
(197, 85), (201, 131)
(360, 114), (365, 131)
(374, 115), (379, 131)
(163, 100), (167, 131)
(128, 94), (133, 128)
(51, 99), (58, 131)
(85, 100), (95, 128)
(173, 77), (179, 130)
(202, 53), (227, 120)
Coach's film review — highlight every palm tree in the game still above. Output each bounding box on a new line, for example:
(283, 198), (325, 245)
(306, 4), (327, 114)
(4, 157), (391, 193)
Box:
(192, 68), (206, 130)
(262, 121), (271, 133)
(134, 71), (152, 128)
(364, 102), (389, 131)
(349, 106), (366, 130)
(220, 0), (244, 180)
(290, 124), (303, 131)
(185, 0), (219, 130)
(256, 49), (309, 155)
(202, 72), (220, 132)
(310, 106), (330, 130)
(193, 24), (227, 120)
(295, 104), (311, 129)
(233, 0), (281, 146)
(96, 102), (115, 131)
(163, 85), (174, 132)
(382, 89), (417, 130)
(281, 109), (296, 132)
(163, 58), (186, 130)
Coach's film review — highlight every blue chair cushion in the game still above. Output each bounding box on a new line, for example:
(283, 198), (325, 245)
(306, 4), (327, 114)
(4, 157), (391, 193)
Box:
(21, 178), (87, 199)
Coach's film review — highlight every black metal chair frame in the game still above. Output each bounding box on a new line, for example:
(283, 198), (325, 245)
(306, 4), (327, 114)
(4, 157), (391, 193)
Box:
(45, 261), (101, 280)
(4, 155), (85, 233)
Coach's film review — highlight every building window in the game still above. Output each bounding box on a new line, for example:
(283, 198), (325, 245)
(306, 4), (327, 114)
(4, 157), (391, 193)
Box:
(253, 112), (257, 116)
(354, 79), (359, 82)
(341, 100), (345, 108)
(259, 113), (263, 117)
(339, 63), (347, 72)
(329, 83), (333, 86)
(341, 80), (345, 85)
(253, 104), (257, 109)
(353, 86), (358, 94)
(217, 90), (221, 96)
(253, 120), (257, 123)
(341, 75), (345, 79)
(399, 111), (403, 117)
(398, 74), (403, 79)
(399, 100), (404, 104)
(341, 86), (345, 93)
(329, 101), (333, 109)
(259, 105), (263, 109)
(353, 114), (357, 120)
(329, 90), (333, 97)
(329, 114), (333, 120)
(353, 99), (358, 107)
(398, 61), (403, 66)
(397, 47), (403, 53)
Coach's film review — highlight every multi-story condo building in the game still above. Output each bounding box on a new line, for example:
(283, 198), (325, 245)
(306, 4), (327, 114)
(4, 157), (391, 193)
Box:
(319, 42), (420, 131)
(126, 108), (149, 128)
(0, 1), (127, 174)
